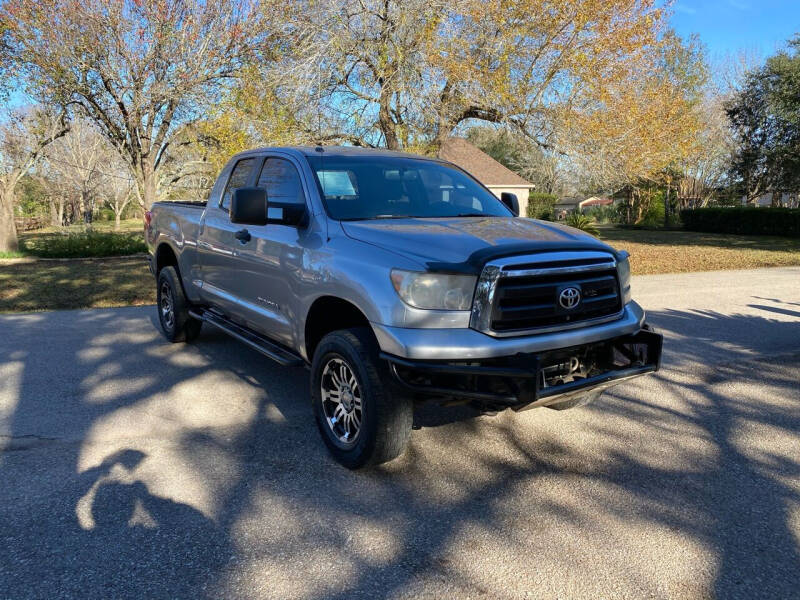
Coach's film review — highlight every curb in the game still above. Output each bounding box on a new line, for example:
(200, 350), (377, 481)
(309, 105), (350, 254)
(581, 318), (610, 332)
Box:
(0, 253), (148, 265)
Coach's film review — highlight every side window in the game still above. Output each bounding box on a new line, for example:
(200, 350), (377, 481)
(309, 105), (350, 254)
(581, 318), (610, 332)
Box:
(220, 158), (257, 211)
(257, 158), (306, 206)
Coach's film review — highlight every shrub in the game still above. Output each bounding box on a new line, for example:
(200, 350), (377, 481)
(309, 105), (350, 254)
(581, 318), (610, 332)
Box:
(526, 192), (558, 220)
(565, 213), (599, 236)
(20, 230), (147, 258)
(96, 208), (116, 222)
(639, 197), (666, 227)
(680, 207), (800, 238)
(583, 205), (619, 224)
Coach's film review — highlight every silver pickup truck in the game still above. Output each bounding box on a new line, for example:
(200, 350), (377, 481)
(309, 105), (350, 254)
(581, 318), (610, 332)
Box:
(145, 146), (661, 468)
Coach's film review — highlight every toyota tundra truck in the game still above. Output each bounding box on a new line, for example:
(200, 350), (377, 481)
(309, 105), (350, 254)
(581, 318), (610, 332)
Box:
(145, 146), (662, 468)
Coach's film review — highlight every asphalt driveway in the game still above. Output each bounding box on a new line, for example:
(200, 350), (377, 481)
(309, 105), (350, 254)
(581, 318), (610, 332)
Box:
(1, 267), (798, 599)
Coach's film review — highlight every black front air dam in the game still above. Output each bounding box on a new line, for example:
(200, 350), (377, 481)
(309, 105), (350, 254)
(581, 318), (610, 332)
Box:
(381, 328), (663, 411)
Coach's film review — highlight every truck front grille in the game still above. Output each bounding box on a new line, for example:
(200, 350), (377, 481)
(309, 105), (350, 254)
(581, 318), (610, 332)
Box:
(470, 251), (624, 337)
(491, 270), (620, 331)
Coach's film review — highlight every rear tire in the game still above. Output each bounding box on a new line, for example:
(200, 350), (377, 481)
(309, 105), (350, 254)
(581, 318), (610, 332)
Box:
(156, 266), (202, 343)
(311, 327), (412, 469)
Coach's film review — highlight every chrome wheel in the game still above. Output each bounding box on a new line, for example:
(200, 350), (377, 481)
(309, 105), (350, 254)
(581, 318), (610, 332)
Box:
(320, 356), (363, 445)
(160, 282), (175, 330)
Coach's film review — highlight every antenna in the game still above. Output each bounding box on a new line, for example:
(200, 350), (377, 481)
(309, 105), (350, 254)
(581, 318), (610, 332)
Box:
(316, 57), (322, 145)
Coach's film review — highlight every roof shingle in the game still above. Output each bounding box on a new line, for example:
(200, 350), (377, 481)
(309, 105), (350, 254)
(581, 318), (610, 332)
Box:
(437, 138), (534, 187)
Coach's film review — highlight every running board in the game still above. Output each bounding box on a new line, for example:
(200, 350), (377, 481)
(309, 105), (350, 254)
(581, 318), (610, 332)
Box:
(189, 309), (305, 367)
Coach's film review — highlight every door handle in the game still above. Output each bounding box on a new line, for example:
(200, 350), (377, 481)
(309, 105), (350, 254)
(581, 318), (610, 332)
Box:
(234, 228), (251, 243)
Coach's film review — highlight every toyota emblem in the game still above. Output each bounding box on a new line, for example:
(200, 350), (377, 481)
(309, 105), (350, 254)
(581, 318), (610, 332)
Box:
(558, 287), (581, 309)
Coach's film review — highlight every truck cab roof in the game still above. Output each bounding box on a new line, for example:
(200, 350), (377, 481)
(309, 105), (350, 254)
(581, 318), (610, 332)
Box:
(230, 145), (446, 163)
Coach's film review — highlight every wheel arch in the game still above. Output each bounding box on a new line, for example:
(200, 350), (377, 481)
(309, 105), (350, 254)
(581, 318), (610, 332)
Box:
(154, 242), (179, 276)
(303, 296), (375, 361)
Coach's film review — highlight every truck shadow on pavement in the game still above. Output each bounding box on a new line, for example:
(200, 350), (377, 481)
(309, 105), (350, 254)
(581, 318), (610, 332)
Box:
(0, 305), (798, 598)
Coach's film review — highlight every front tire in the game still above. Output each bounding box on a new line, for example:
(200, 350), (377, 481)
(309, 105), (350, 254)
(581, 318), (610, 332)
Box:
(156, 266), (202, 343)
(311, 328), (412, 469)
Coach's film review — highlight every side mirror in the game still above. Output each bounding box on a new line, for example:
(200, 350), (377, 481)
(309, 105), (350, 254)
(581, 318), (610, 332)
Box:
(501, 192), (519, 216)
(230, 187), (268, 226)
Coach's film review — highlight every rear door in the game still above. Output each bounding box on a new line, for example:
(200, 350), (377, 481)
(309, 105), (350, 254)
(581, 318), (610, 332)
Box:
(196, 156), (259, 319)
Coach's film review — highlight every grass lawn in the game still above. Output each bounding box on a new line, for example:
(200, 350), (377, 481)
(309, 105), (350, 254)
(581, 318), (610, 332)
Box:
(596, 226), (800, 275)
(0, 223), (798, 313)
(0, 256), (154, 313)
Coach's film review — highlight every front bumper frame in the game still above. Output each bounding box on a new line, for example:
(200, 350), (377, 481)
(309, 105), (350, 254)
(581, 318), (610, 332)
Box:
(372, 301), (646, 361)
(381, 328), (662, 411)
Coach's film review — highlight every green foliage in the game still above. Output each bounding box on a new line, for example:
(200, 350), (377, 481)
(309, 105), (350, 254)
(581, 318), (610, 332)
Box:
(583, 205), (620, 224)
(15, 175), (50, 219)
(526, 192), (558, 220)
(20, 230), (147, 258)
(640, 196), (667, 228)
(726, 38), (800, 200)
(564, 213), (599, 236)
(680, 207), (800, 238)
(96, 208), (116, 222)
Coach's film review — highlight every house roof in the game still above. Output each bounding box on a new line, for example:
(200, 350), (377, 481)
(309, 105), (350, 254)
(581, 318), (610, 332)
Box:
(580, 196), (613, 207)
(437, 138), (534, 187)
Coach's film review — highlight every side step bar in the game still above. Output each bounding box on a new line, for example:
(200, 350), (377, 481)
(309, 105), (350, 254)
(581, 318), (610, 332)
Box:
(189, 309), (305, 367)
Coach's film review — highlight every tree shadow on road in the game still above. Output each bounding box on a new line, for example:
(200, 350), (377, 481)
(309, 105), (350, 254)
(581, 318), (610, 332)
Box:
(0, 306), (798, 598)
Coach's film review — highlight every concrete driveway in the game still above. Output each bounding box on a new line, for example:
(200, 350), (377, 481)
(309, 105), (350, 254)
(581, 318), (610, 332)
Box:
(1, 267), (798, 599)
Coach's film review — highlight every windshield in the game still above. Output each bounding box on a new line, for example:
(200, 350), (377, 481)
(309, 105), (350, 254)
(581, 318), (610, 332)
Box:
(306, 155), (513, 220)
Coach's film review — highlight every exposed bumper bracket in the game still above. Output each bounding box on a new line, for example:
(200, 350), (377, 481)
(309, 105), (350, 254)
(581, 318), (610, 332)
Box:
(381, 328), (662, 410)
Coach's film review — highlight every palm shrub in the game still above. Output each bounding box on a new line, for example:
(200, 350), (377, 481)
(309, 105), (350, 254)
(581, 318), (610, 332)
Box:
(565, 212), (600, 236)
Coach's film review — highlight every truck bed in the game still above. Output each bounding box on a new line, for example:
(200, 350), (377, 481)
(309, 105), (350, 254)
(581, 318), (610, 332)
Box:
(153, 200), (206, 208)
(148, 201), (207, 281)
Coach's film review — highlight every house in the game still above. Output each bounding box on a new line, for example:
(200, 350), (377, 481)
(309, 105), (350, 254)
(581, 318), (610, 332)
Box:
(743, 192), (799, 208)
(553, 197), (581, 219)
(437, 138), (536, 215)
(550, 196), (614, 220)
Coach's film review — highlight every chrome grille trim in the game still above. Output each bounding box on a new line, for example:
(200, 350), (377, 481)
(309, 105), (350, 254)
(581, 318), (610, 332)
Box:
(470, 251), (623, 338)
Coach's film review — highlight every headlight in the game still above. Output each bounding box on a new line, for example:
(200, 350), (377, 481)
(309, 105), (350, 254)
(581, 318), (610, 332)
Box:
(390, 269), (476, 311)
(617, 251), (632, 305)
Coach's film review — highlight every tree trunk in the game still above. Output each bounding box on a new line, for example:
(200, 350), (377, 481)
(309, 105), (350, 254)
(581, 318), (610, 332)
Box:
(378, 101), (400, 150)
(0, 189), (19, 253)
(49, 197), (59, 227)
(78, 191), (89, 224)
(114, 210), (121, 231)
(136, 161), (158, 209)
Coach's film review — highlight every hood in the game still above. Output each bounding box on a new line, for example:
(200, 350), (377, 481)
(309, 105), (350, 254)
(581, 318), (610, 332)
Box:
(341, 216), (617, 274)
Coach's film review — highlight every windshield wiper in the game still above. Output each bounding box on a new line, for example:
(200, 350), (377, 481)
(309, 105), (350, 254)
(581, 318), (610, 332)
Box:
(341, 215), (415, 221)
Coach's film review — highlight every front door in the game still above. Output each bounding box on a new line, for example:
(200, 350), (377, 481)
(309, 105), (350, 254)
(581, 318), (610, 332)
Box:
(233, 156), (313, 346)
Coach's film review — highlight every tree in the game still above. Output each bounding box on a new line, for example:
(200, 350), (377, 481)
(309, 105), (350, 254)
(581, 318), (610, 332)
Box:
(0, 107), (69, 252)
(564, 32), (707, 224)
(677, 97), (734, 208)
(273, 0), (668, 152)
(2, 0), (276, 209)
(103, 174), (136, 230)
(727, 38), (800, 204)
(44, 119), (109, 224)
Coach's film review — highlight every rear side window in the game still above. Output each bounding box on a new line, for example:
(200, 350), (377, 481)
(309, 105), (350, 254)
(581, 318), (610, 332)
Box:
(257, 158), (306, 206)
(220, 158), (257, 211)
